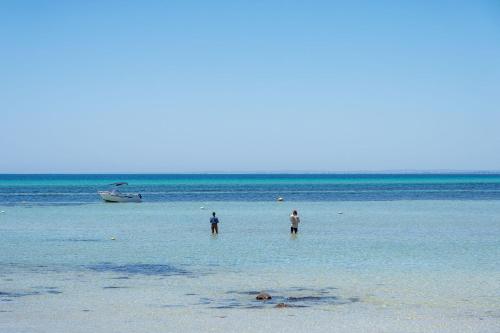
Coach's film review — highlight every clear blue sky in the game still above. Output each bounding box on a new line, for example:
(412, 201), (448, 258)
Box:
(1, 1), (499, 173)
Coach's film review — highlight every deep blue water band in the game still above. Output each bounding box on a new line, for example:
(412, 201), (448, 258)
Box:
(1, 174), (500, 205)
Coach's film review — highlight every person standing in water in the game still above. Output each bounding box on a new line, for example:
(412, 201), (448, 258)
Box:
(210, 212), (219, 234)
(290, 210), (300, 234)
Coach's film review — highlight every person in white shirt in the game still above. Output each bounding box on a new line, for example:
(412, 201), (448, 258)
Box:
(289, 210), (300, 234)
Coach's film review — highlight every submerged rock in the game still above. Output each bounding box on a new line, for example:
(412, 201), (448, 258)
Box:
(275, 303), (289, 308)
(256, 292), (272, 300)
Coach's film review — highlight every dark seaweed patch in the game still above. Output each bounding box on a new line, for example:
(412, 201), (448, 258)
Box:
(216, 288), (360, 309)
(66, 238), (101, 242)
(0, 290), (42, 302)
(287, 296), (336, 302)
(0, 287), (63, 301)
(212, 300), (242, 309)
(275, 303), (308, 308)
(86, 263), (190, 276)
(0, 291), (41, 298)
(103, 286), (129, 289)
(31, 286), (58, 290)
(213, 305), (240, 309)
(46, 238), (101, 242)
(32, 286), (63, 295)
(226, 290), (274, 296)
(198, 297), (213, 305)
(242, 304), (266, 309)
(160, 304), (184, 308)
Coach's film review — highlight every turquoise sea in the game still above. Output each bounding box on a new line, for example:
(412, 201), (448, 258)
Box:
(1, 174), (499, 332)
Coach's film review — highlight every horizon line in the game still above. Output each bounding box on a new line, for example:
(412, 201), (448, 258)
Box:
(1, 169), (500, 175)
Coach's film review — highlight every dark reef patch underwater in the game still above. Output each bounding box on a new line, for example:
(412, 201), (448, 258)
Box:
(86, 263), (191, 277)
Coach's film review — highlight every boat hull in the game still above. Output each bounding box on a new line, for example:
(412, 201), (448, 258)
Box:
(98, 191), (142, 203)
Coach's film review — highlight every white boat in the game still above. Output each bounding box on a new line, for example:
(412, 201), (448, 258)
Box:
(98, 182), (142, 203)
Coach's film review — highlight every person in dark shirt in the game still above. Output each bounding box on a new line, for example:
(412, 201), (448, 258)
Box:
(210, 212), (219, 234)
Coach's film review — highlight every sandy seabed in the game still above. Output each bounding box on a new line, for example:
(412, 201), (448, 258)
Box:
(1, 270), (499, 333)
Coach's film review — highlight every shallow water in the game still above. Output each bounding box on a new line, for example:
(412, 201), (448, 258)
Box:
(1, 175), (499, 332)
